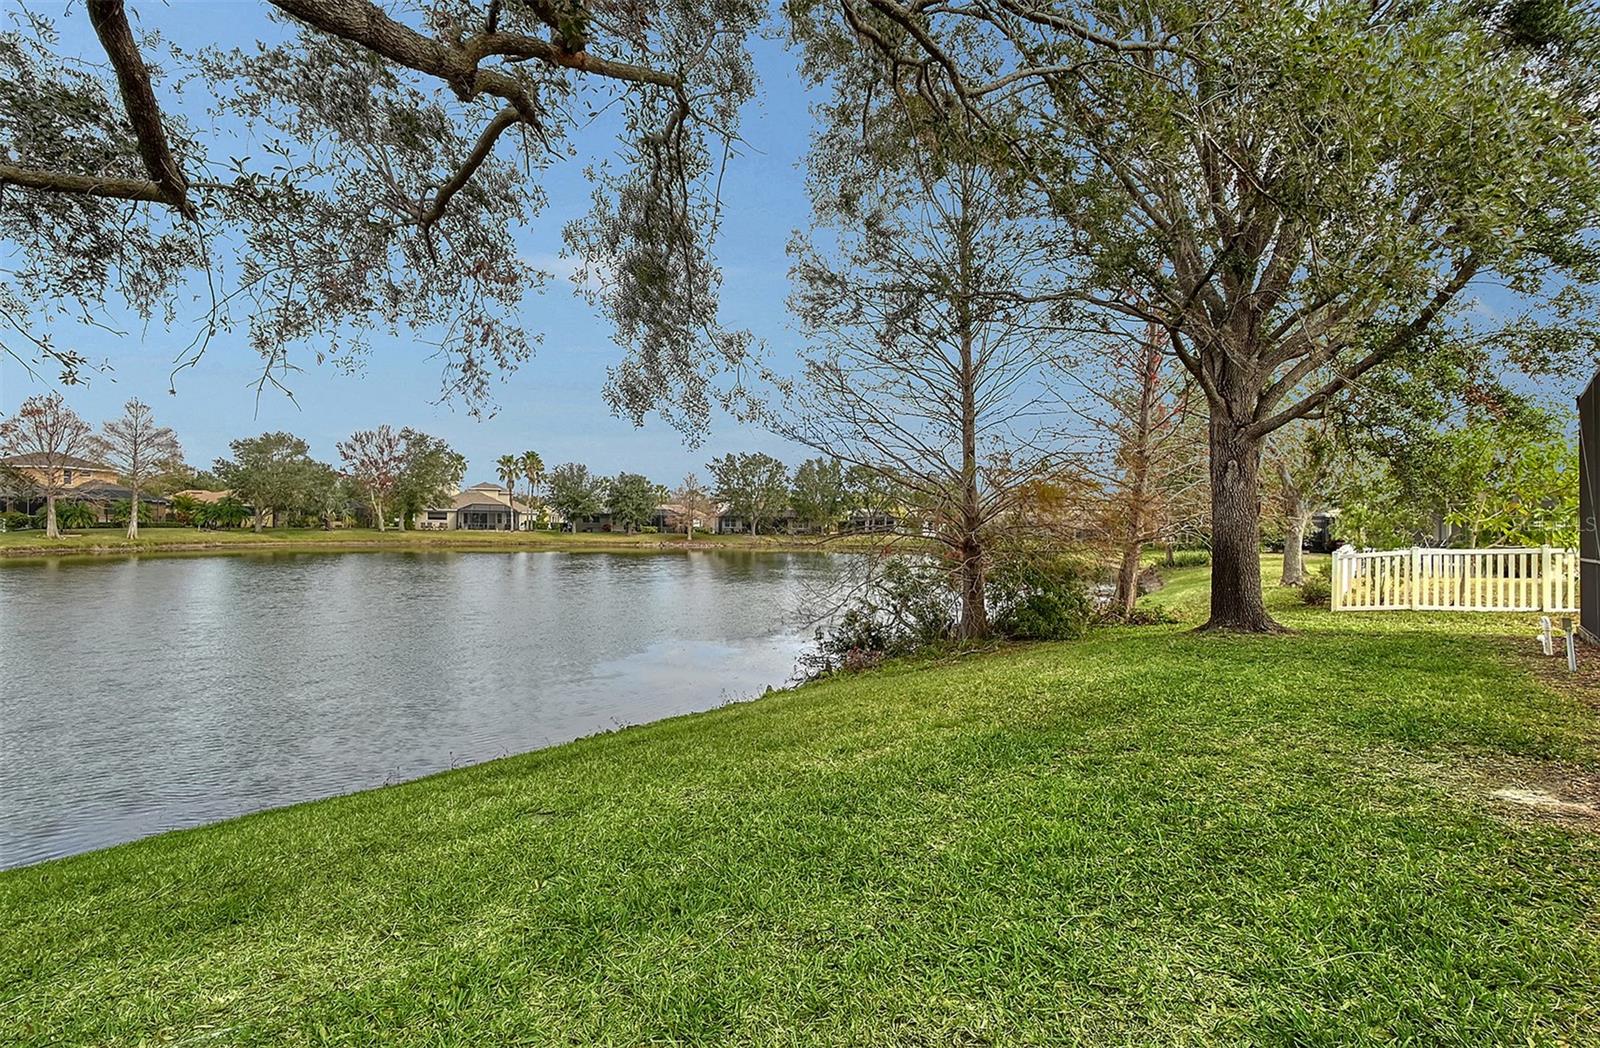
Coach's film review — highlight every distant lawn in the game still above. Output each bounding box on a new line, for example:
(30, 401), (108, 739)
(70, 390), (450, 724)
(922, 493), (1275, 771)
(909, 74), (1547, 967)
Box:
(0, 525), (862, 557)
(2, 561), (1597, 1044)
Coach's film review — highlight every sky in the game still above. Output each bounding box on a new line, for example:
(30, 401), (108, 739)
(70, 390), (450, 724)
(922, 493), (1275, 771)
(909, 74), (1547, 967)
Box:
(0, 3), (819, 487)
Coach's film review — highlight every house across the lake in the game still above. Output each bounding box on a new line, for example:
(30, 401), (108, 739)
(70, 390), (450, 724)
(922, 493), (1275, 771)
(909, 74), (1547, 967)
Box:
(416, 483), (539, 530)
(572, 501), (727, 533)
(1, 453), (170, 522)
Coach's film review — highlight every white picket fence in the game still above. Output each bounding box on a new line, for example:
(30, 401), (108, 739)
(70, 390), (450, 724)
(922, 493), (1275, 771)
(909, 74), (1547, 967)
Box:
(1331, 546), (1581, 613)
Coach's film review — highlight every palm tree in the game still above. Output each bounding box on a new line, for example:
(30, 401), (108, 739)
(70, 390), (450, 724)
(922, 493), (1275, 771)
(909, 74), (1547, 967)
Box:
(55, 500), (99, 530)
(518, 451), (545, 530)
(495, 454), (520, 531)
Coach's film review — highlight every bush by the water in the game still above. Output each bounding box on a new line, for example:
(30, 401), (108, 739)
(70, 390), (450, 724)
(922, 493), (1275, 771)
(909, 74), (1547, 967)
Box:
(801, 554), (1091, 678)
(988, 556), (1092, 641)
(1166, 548), (1212, 568)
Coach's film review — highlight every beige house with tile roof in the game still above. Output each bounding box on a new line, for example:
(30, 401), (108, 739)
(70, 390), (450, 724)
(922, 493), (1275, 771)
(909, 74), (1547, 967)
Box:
(415, 482), (543, 530)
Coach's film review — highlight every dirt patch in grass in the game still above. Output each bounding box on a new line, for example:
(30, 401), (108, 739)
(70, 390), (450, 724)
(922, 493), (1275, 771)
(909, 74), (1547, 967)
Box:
(1497, 634), (1600, 714)
(1478, 756), (1600, 833)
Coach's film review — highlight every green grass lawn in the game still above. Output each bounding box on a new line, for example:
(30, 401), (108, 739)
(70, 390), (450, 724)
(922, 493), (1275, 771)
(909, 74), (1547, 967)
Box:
(0, 525), (859, 557)
(2, 561), (1597, 1045)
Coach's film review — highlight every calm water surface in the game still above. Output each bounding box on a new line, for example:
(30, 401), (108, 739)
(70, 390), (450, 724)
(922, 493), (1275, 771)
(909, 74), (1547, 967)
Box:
(0, 550), (840, 869)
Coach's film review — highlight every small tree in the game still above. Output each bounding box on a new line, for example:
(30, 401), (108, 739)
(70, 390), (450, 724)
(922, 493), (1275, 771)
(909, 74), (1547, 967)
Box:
(496, 454), (522, 528)
(672, 473), (718, 539)
(1264, 424), (1339, 586)
(214, 432), (324, 532)
(303, 462), (351, 531)
(0, 392), (97, 537)
(608, 472), (662, 534)
(707, 453), (789, 535)
(519, 451), (546, 526)
(790, 457), (848, 534)
(1071, 326), (1210, 616)
(98, 398), (183, 539)
(338, 426), (404, 532)
(392, 430), (467, 530)
(546, 463), (607, 531)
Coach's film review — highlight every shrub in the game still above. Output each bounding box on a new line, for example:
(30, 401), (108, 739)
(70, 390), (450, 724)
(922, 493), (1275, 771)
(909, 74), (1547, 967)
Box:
(0, 510), (32, 531)
(1299, 571), (1331, 607)
(799, 559), (958, 678)
(1167, 548), (1212, 568)
(1113, 604), (1179, 627)
(989, 555), (1092, 641)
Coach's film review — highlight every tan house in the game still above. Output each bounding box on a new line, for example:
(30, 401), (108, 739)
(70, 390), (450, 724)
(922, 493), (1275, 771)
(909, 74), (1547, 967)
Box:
(2, 453), (119, 490)
(169, 488), (237, 505)
(416, 482), (541, 531)
(1, 453), (169, 521)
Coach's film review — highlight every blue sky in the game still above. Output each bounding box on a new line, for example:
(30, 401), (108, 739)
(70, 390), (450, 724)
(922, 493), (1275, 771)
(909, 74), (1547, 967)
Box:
(0, 4), (816, 486)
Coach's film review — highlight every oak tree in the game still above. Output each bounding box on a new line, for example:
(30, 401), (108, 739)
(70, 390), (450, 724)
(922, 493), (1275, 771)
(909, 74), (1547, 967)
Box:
(3, 0), (760, 431)
(792, 0), (1600, 629)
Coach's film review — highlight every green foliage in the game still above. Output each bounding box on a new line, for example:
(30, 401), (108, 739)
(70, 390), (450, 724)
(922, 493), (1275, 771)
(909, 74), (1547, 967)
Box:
(801, 559), (956, 677)
(392, 431), (466, 527)
(789, 457), (848, 531)
(546, 463), (608, 528)
(1299, 571), (1332, 608)
(707, 452), (790, 534)
(988, 556), (1092, 642)
(191, 496), (250, 531)
(606, 472), (664, 533)
(213, 432), (329, 527)
(52, 500), (96, 529)
(1336, 412), (1579, 548)
(0, 510), (33, 531)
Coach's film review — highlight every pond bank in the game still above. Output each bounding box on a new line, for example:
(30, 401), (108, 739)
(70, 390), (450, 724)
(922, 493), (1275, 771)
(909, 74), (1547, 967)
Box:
(0, 526), (872, 558)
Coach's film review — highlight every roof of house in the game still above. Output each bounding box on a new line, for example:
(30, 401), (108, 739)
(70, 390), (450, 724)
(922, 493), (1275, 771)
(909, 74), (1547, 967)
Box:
(1, 453), (115, 471)
(445, 484), (534, 513)
(70, 481), (170, 505)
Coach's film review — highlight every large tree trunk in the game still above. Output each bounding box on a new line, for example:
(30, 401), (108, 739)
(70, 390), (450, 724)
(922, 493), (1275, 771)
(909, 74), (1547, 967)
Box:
(1280, 507), (1307, 587)
(45, 493), (58, 538)
(127, 484), (140, 539)
(252, 507), (264, 533)
(1203, 416), (1280, 631)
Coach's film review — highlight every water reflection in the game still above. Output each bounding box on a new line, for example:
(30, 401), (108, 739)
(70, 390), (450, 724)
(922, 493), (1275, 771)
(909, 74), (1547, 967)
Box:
(0, 550), (838, 868)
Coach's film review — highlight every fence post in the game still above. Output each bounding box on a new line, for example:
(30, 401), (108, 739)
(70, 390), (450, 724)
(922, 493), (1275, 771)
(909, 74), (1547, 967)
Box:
(1331, 548), (1344, 612)
(1540, 545), (1552, 611)
(1409, 547), (1421, 610)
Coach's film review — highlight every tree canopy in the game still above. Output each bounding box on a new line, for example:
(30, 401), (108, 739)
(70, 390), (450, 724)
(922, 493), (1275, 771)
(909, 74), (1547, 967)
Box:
(2, 0), (761, 431)
(790, 0), (1600, 628)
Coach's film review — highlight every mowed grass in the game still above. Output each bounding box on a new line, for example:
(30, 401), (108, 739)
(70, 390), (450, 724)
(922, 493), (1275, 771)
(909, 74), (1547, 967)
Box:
(2, 560), (1598, 1045)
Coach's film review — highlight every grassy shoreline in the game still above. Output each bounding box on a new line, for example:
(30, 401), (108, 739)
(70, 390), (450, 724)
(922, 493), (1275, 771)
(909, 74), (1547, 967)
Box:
(3, 563), (1597, 1044)
(0, 525), (870, 558)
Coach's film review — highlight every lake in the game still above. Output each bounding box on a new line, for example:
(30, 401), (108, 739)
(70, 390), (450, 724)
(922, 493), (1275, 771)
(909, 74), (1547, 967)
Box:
(0, 550), (841, 869)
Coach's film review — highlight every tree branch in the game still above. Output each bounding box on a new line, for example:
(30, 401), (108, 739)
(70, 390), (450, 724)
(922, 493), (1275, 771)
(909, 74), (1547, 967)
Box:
(85, 0), (193, 217)
(0, 162), (168, 204)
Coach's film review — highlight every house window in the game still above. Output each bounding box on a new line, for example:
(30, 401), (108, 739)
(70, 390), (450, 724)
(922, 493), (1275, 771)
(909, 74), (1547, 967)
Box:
(427, 511), (448, 521)
(63, 469), (74, 484)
